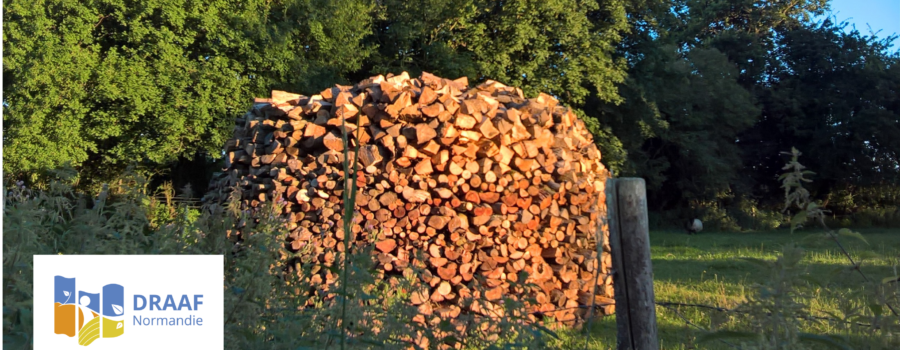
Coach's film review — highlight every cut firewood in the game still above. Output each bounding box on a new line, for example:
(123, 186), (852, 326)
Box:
(376, 239), (397, 253)
(206, 71), (612, 325)
(415, 159), (434, 175)
(415, 124), (437, 145)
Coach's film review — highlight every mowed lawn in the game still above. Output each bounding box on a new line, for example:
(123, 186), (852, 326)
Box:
(555, 228), (900, 349)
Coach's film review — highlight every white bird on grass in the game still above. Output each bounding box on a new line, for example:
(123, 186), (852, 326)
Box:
(686, 218), (703, 235)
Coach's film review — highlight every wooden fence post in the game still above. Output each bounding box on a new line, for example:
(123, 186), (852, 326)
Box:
(607, 178), (658, 350)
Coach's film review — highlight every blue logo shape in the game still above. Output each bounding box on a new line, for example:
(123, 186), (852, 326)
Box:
(102, 284), (125, 317)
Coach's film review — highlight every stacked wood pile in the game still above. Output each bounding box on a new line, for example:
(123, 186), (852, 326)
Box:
(206, 72), (614, 324)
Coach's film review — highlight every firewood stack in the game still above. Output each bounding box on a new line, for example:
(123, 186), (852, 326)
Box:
(206, 72), (614, 324)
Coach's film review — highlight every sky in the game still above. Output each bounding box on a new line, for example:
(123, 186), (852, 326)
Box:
(823, 0), (900, 39)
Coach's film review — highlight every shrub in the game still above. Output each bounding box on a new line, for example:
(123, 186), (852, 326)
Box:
(728, 197), (785, 232)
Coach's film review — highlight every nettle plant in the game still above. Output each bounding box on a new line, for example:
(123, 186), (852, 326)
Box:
(699, 148), (900, 349)
(4, 169), (557, 348)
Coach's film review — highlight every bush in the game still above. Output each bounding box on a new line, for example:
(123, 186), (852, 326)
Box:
(728, 197), (785, 232)
(846, 207), (900, 228)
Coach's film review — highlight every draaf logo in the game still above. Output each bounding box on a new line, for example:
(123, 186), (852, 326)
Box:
(53, 276), (125, 346)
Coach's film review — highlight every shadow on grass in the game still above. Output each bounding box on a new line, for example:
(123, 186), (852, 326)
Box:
(651, 257), (898, 289)
(567, 311), (898, 350)
(557, 316), (715, 350)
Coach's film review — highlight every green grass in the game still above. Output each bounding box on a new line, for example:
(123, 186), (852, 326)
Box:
(555, 228), (900, 349)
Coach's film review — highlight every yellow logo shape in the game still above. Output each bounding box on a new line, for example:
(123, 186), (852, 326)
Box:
(102, 317), (125, 338)
(78, 317), (101, 346)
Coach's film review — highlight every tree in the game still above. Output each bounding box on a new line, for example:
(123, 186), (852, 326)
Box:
(590, 43), (759, 211)
(3, 0), (375, 186)
(582, 0), (835, 217)
(741, 19), (900, 211)
(365, 0), (631, 106)
(5, 0), (636, 192)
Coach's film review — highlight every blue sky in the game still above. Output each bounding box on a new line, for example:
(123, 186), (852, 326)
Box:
(823, 0), (900, 38)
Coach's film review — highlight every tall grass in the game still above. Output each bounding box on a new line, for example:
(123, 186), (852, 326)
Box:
(3, 161), (560, 349)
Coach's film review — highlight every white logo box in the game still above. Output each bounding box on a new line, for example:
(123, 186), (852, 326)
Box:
(34, 255), (224, 349)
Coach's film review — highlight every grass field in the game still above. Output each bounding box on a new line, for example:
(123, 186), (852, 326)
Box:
(554, 228), (900, 349)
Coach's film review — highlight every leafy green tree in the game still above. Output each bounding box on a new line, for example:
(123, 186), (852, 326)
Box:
(676, 0), (828, 90)
(3, 0), (375, 186)
(583, 0), (832, 217)
(365, 0), (630, 105)
(591, 44), (759, 211)
(741, 19), (900, 210)
(5, 0), (635, 193)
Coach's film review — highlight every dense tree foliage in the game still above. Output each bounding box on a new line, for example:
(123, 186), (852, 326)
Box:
(586, 0), (899, 223)
(2, 0), (374, 185)
(3, 0), (628, 186)
(744, 19), (900, 209)
(4, 0), (899, 226)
